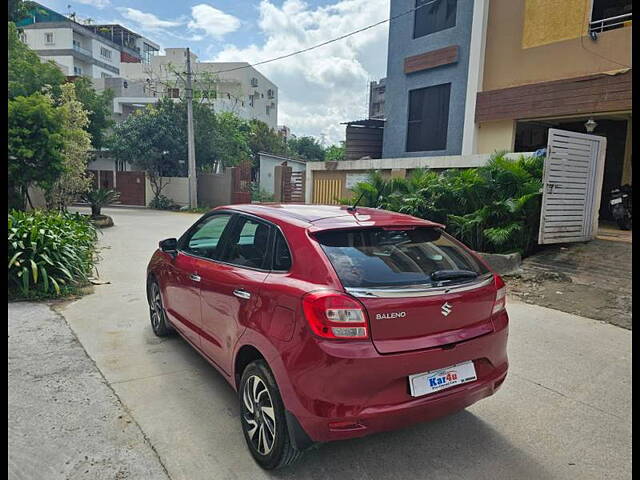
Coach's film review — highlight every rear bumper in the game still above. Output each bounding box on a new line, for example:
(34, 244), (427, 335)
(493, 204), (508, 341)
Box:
(279, 312), (509, 444)
(298, 361), (507, 443)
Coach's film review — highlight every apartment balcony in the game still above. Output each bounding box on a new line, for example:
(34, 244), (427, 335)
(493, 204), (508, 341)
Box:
(589, 12), (632, 34)
(73, 44), (92, 57)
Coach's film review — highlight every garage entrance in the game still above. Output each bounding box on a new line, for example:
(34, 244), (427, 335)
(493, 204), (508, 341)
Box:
(515, 113), (632, 239)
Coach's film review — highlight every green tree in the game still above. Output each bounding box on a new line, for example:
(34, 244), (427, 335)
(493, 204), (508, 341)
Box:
(288, 136), (325, 162)
(8, 0), (38, 23)
(324, 142), (345, 162)
(8, 93), (66, 209)
(246, 119), (290, 165)
(210, 112), (252, 168)
(44, 83), (93, 210)
(8, 22), (65, 99)
(108, 99), (187, 202)
(72, 77), (115, 150)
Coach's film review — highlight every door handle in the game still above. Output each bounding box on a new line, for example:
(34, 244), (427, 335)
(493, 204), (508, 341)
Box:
(189, 273), (201, 282)
(233, 289), (251, 300)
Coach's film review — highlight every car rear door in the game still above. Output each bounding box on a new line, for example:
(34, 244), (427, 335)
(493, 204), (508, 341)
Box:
(198, 214), (272, 374)
(314, 227), (498, 354)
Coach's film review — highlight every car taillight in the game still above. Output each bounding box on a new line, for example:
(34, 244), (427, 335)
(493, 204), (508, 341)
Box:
(302, 291), (369, 339)
(492, 275), (507, 315)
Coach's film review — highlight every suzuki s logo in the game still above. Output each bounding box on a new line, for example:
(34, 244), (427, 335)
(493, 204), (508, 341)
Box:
(441, 302), (453, 317)
(376, 311), (407, 320)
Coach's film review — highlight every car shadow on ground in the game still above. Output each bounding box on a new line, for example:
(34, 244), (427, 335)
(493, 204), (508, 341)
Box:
(159, 333), (550, 480)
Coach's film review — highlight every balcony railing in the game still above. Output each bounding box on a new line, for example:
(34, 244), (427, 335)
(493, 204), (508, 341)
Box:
(589, 12), (632, 34)
(73, 44), (93, 57)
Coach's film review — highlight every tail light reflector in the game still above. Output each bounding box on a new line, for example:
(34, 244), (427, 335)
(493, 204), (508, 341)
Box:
(302, 291), (369, 339)
(492, 275), (507, 315)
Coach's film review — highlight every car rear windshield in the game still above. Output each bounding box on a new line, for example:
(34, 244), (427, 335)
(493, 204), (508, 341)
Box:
(315, 227), (489, 288)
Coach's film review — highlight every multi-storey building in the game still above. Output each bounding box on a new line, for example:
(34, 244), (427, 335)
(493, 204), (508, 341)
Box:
(16, 2), (159, 78)
(382, 0), (631, 164)
(120, 48), (279, 129)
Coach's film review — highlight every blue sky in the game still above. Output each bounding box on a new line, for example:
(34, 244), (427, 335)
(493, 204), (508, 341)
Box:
(38, 0), (391, 144)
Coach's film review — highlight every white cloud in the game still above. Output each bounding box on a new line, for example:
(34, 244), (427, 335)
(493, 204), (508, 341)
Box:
(72, 0), (110, 9)
(211, 0), (389, 144)
(116, 7), (184, 30)
(188, 4), (241, 39)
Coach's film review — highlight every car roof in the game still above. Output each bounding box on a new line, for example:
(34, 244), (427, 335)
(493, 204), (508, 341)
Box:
(216, 204), (444, 231)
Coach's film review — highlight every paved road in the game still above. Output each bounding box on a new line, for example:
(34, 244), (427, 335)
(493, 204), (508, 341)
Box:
(8, 302), (169, 479)
(55, 207), (631, 479)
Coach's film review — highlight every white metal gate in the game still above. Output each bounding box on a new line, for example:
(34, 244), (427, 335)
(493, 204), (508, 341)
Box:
(538, 129), (607, 244)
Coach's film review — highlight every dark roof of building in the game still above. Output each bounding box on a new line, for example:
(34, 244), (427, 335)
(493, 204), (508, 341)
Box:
(340, 119), (385, 128)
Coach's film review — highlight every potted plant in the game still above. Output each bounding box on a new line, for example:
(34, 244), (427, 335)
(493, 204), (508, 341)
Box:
(82, 188), (120, 227)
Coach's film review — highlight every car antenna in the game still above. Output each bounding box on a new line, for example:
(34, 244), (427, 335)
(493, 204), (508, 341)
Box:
(346, 191), (366, 213)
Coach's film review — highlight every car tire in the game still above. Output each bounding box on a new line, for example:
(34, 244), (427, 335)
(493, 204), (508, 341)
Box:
(148, 279), (174, 337)
(239, 360), (303, 469)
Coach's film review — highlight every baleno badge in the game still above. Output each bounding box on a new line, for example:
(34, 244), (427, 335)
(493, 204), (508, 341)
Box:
(375, 312), (407, 320)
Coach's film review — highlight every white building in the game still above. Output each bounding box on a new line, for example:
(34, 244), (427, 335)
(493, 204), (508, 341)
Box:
(120, 48), (278, 129)
(17, 2), (159, 79)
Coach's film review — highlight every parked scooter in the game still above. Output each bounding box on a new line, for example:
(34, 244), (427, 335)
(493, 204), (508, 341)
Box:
(609, 184), (632, 230)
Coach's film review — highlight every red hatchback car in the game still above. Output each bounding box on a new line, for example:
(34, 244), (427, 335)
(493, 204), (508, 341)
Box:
(146, 204), (509, 469)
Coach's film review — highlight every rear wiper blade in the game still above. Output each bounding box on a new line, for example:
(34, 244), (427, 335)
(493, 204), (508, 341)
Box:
(430, 269), (479, 281)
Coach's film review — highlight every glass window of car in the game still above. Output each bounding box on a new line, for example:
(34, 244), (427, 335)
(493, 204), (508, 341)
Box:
(183, 214), (233, 260)
(414, 0), (457, 39)
(272, 230), (292, 271)
(222, 216), (272, 269)
(315, 227), (489, 288)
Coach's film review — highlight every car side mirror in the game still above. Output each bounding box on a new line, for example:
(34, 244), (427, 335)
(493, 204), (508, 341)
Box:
(159, 238), (178, 253)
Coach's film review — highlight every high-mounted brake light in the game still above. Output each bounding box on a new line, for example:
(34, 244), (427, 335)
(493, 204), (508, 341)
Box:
(492, 275), (507, 315)
(302, 291), (369, 339)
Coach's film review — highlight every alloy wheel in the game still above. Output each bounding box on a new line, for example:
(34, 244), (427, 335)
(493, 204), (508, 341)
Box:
(242, 375), (276, 456)
(150, 283), (163, 332)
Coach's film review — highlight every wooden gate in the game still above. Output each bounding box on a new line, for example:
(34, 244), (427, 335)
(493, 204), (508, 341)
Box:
(282, 170), (305, 203)
(313, 176), (343, 205)
(115, 171), (146, 206)
(538, 129), (607, 244)
(231, 162), (252, 204)
(98, 170), (114, 190)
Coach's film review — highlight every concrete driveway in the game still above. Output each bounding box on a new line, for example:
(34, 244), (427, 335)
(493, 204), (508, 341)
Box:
(57, 207), (631, 480)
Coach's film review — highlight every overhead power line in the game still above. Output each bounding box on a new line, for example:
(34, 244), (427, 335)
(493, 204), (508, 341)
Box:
(209, 0), (439, 75)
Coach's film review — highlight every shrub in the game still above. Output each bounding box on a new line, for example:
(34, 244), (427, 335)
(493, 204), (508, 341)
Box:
(82, 188), (120, 217)
(346, 152), (544, 256)
(249, 182), (275, 203)
(149, 194), (180, 210)
(8, 210), (98, 296)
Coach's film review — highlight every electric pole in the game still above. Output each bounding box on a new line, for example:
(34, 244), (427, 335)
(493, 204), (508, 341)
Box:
(185, 47), (197, 208)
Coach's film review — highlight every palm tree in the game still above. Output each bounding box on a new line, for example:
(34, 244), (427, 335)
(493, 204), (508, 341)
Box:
(82, 189), (120, 217)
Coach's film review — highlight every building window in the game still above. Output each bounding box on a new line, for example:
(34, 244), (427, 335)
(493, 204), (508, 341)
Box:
(100, 72), (112, 78)
(44, 32), (54, 44)
(167, 88), (180, 98)
(100, 47), (112, 60)
(414, 0), (457, 39)
(406, 83), (451, 152)
(74, 66), (83, 76)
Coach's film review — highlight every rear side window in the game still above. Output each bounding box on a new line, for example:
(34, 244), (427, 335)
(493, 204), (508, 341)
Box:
(315, 227), (488, 288)
(272, 230), (292, 271)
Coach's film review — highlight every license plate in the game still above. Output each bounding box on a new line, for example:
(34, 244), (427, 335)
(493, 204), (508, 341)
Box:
(611, 197), (623, 205)
(408, 361), (477, 397)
